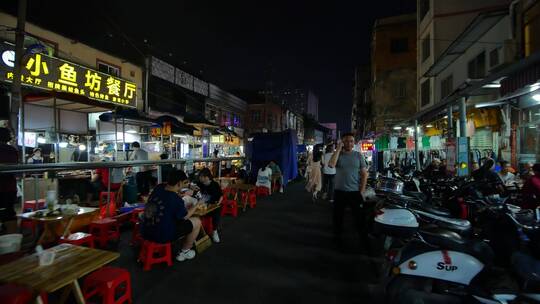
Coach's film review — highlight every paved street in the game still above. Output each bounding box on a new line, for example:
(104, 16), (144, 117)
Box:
(112, 181), (381, 304)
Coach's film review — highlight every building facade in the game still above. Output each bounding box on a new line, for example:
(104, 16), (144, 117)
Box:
(276, 88), (319, 120)
(417, 0), (513, 111)
(370, 14), (418, 132)
(352, 65), (372, 138)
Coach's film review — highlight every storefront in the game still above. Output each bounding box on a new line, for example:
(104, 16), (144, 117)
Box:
(0, 42), (138, 164)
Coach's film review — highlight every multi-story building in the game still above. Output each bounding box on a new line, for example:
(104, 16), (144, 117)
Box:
(0, 11), (143, 162)
(417, 0), (513, 111)
(352, 65), (371, 138)
(370, 14), (417, 132)
(276, 88), (319, 120)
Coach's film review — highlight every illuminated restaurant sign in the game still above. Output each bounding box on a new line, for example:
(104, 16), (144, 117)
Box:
(361, 141), (374, 151)
(0, 44), (137, 108)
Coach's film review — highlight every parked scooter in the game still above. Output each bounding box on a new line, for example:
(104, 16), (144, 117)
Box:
(374, 206), (540, 303)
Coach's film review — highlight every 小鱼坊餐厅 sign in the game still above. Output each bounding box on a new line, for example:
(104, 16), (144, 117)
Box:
(0, 46), (137, 108)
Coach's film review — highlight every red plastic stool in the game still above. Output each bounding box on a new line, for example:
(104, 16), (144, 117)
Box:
(89, 218), (120, 248)
(138, 240), (172, 271)
(99, 192), (118, 219)
(83, 266), (132, 304)
(256, 186), (270, 197)
(130, 222), (143, 246)
(220, 188), (238, 217)
(129, 208), (145, 224)
(248, 190), (257, 208)
(0, 283), (47, 304)
(201, 216), (214, 233)
(23, 199), (46, 211)
(59, 232), (95, 248)
(221, 199), (238, 217)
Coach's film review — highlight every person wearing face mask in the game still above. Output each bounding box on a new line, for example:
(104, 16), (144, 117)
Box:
(27, 148), (43, 164)
(196, 168), (223, 243)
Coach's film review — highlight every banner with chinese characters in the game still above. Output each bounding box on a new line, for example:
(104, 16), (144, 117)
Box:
(0, 44), (137, 108)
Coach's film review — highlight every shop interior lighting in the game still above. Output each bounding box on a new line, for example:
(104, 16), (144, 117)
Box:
(444, 115), (448, 119)
(533, 94), (540, 102)
(202, 139), (208, 144)
(59, 142), (68, 148)
(37, 135), (46, 144)
(78, 144), (86, 151)
(393, 126), (402, 130)
(482, 83), (501, 89)
(126, 130), (138, 134)
(426, 124), (433, 128)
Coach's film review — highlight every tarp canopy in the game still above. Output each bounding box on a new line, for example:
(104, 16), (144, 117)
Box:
(98, 109), (157, 126)
(155, 115), (197, 135)
(247, 129), (298, 185)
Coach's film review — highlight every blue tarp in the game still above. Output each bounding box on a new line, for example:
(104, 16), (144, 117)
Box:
(247, 129), (298, 185)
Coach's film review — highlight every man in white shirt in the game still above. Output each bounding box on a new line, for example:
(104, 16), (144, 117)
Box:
(321, 144), (337, 202)
(130, 141), (151, 195)
(498, 161), (516, 185)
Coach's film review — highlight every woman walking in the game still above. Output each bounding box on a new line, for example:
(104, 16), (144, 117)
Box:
(321, 144), (336, 202)
(306, 147), (323, 201)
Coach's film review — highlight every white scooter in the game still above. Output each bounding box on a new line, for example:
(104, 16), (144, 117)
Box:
(375, 207), (540, 304)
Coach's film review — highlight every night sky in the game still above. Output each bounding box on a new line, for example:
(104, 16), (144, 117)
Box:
(0, 0), (416, 132)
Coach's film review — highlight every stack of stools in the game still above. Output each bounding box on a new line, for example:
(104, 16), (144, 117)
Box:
(220, 188), (238, 217)
(0, 283), (48, 304)
(248, 189), (257, 208)
(83, 266), (132, 304)
(59, 232), (95, 248)
(138, 240), (172, 271)
(99, 191), (118, 218)
(89, 218), (120, 248)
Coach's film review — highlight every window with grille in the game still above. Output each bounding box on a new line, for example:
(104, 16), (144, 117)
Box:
(422, 34), (431, 62)
(390, 38), (409, 53)
(441, 75), (453, 98)
(468, 51), (486, 79)
(421, 80), (431, 107)
(97, 61), (120, 77)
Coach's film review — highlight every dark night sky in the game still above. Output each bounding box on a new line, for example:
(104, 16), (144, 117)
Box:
(0, 0), (416, 132)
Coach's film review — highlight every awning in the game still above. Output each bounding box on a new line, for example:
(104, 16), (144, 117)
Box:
(183, 112), (218, 128)
(413, 51), (540, 122)
(98, 109), (157, 126)
(155, 115), (197, 132)
(424, 9), (507, 78)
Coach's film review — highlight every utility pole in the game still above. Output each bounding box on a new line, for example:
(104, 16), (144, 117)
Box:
(10, 0), (27, 162)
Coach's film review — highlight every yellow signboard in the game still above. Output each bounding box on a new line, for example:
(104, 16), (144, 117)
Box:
(0, 46), (137, 108)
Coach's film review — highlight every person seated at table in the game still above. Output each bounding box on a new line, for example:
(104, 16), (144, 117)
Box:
(85, 154), (123, 205)
(255, 162), (273, 193)
(196, 168), (223, 243)
(142, 170), (202, 262)
(268, 160), (284, 193)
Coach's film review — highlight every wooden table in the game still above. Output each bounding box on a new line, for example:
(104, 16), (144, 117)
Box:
(19, 207), (99, 245)
(216, 177), (237, 189)
(0, 243), (119, 304)
(228, 184), (256, 211)
(193, 203), (222, 217)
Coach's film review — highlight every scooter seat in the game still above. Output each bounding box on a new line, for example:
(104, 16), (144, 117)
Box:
(419, 228), (494, 265)
(512, 252), (540, 283)
(422, 205), (452, 217)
